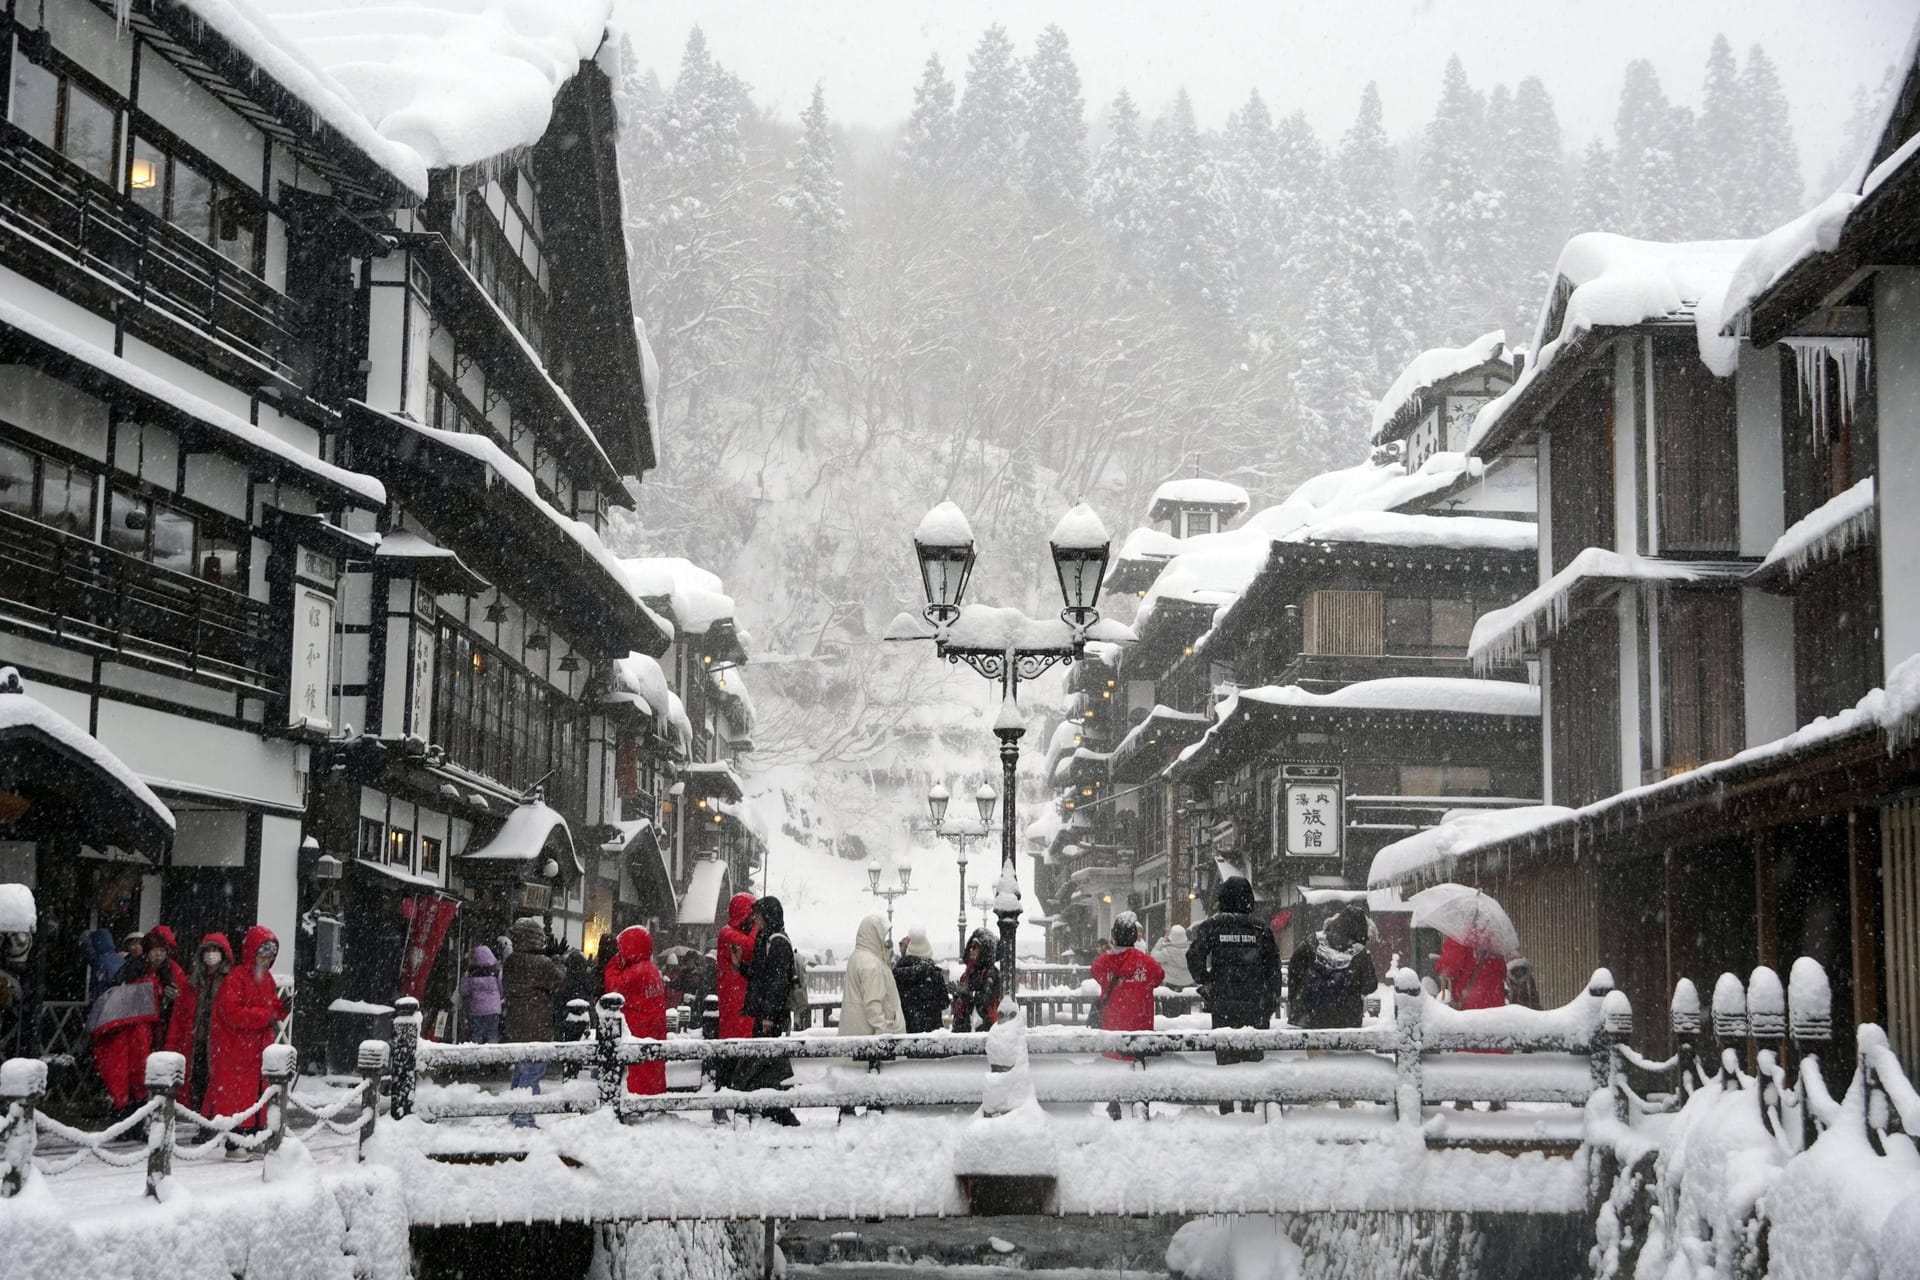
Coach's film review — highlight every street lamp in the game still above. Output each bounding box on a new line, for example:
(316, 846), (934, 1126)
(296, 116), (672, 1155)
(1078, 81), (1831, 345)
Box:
(891, 502), (1125, 1006)
(926, 781), (1000, 957)
(866, 857), (912, 946)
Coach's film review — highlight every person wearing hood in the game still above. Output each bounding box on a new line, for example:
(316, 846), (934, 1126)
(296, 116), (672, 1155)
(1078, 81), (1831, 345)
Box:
(951, 928), (1003, 1031)
(716, 892), (758, 1040)
(79, 927), (124, 996)
(737, 896), (799, 1125)
(459, 944), (504, 1043)
(1287, 907), (1376, 1031)
(839, 915), (905, 1037)
(1187, 877), (1283, 1108)
(892, 928), (948, 1034)
(1152, 925), (1195, 989)
(604, 926), (668, 1096)
(203, 926), (289, 1134)
(165, 933), (232, 1111)
(502, 917), (561, 1124)
(1092, 914), (1164, 1050)
(139, 925), (189, 1051)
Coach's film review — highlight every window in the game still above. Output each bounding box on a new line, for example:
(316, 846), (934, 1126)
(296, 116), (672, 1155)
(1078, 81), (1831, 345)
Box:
(456, 181), (550, 360)
(418, 835), (442, 877)
(105, 487), (245, 586)
(1660, 591), (1744, 774)
(1384, 596), (1477, 655)
(386, 826), (413, 868)
(1302, 590), (1384, 656)
(1781, 338), (1875, 525)
(358, 818), (384, 861)
(0, 438), (95, 536)
(1397, 764), (1494, 796)
(1181, 510), (1217, 538)
(1654, 338), (1739, 554)
(7, 48), (116, 182)
(124, 136), (261, 272)
(1548, 366), (1614, 572)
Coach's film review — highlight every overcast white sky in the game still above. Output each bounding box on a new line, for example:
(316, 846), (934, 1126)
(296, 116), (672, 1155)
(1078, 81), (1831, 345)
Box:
(612, 0), (1918, 177)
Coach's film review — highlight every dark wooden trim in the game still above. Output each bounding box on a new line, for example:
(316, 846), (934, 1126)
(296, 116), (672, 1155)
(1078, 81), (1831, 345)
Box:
(1851, 806), (1883, 1028)
(1754, 827), (1778, 969)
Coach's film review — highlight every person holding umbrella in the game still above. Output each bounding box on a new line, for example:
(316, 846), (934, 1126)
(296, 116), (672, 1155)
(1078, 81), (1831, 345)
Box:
(1407, 884), (1518, 1013)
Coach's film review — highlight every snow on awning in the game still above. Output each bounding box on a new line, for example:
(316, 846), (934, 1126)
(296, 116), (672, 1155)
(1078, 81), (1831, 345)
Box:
(1367, 806), (1576, 889)
(1753, 477), (1876, 590)
(1293, 511), (1537, 554)
(374, 531), (490, 596)
(1148, 478), (1251, 522)
(1238, 678), (1539, 718)
(0, 668), (173, 856)
(677, 762), (744, 804)
(603, 819), (673, 909)
(0, 299), (385, 510)
(1370, 330), (1508, 442)
(622, 557), (738, 638)
(458, 800), (579, 875)
(1468, 548), (1750, 671)
(1110, 705), (1213, 783)
(677, 857), (731, 926)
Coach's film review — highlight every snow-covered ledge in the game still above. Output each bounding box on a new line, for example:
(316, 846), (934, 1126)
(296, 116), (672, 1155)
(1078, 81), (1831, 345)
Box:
(1753, 476), (1875, 587)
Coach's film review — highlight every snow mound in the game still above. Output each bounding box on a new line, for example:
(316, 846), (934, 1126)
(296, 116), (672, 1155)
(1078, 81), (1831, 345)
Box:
(0, 881), (34, 932)
(915, 501), (974, 547)
(623, 556), (737, 636)
(1049, 503), (1111, 551)
(247, 0), (612, 175)
(1758, 477), (1875, 581)
(1295, 511), (1535, 554)
(1371, 329), (1507, 439)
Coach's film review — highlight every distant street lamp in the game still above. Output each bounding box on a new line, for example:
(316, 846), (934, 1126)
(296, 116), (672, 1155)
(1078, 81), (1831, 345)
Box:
(866, 858), (912, 946)
(890, 502), (1123, 1005)
(926, 781), (1000, 957)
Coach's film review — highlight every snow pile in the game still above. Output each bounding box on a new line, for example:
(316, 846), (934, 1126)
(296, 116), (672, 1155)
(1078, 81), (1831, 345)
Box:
(1367, 806), (1576, 888)
(0, 669), (174, 834)
(247, 0), (611, 175)
(1719, 190), (1862, 335)
(1468, 547), (1730, 669)
(1759, 477), (1876, 581)
(940, 604), (1132, 650)
(623, 556), (738, 636)
(1166, 1216), (1305, 1280)
(0, 882), (34, 933)
(1150, 478), (1252, 515)
(1135, 533), (1272, 629)
(1294, 511), (1536, 554)
(1370, 329), (1507, 440)
(1237, 677), (1539, 718)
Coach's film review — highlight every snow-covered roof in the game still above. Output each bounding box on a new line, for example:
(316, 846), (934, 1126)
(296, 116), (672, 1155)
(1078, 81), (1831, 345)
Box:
(1756, 477), (1876, 585)
(1367, 806), (1576, 887)
(677, 857), (730, 926)
(1148, 478), (1251, 521)
(1237, 677), (1539, 718)
(246, 0), (612, 181)
(1468, 548), (1748, 670)
(1134, 531), (1272, 631)
(1293, 512), (1536, 555)
(1470, 235), (1753, 455)
(458, 799), (579, 873)
(1370, 330), (1508, 441)
(606, 653), (694, 750)
(622, 557), (736, 637)
(1, 298), (385, 508)
(1718, 192), (1861, 338)
(0, 668), (174, 836)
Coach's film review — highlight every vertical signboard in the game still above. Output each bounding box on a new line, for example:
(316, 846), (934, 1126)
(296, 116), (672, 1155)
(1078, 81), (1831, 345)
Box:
(1278, 763), (1343, 859)
(287, 545), (338, 734)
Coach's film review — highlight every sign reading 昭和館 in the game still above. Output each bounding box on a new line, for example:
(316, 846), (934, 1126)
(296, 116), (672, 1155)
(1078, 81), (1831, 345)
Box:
(1278, 763), (1342, 859)
(288, 587), (335, 733)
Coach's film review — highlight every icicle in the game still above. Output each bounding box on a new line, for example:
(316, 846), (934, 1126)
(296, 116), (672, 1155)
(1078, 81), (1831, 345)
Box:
(1783, 336), (1871, 445)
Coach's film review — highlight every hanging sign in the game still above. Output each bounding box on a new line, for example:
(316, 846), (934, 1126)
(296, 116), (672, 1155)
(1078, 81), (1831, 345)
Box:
(1278, 764), (1343, 859)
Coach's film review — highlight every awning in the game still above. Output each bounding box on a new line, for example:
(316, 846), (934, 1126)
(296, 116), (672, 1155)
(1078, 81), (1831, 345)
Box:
(677, 761), (744, 804)
(602, 818), (674, 912)
(457, 799), (580, 875)
(677, 856), (730, 926)
(374, 531), (491, 597)
(0, 670), (173, 857)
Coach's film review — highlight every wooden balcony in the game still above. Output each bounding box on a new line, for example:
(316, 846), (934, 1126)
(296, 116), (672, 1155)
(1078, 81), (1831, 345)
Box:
(1269, 651), (1528, 693)
(0, 127), (306, 391)
(0, 509), (283, 700)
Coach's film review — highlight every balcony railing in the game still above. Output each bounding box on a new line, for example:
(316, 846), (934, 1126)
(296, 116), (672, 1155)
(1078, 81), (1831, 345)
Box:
(0, 127), (305, 386)
(0, 509), (283, 699)
(1272, 651), (1527, 693)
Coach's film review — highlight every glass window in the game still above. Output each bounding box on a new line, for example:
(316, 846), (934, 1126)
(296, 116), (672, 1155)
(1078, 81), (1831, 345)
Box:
(8, 54), (57, 147)
(149, 504), (195, 574)
(197, 529), (243, 589)
(359, 818), (384, 860)
(171, 157), (213, 245)
(0, 440), (35, 522)
(105, 487), (147, 558)
(39, 455), (93, 536)
(61, 78), (115, 182)
(214, 187), (256, 269)
(419, 836), (441, 876)
(386, 826), (412, 867)
(128, 136), (165, 214)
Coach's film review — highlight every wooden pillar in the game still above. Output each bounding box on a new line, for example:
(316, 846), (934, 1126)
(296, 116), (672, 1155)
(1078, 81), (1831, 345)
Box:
(1169, 785), (1190, 929)
(1663, 847), (1683, 1044)
(1754, 828), (1778, 970)
(1849, 807), (1883, 1030)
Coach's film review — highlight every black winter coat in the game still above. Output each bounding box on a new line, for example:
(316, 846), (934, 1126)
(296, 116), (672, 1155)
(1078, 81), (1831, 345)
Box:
(743, 931), (795, 1032)
(1287, 938), (1375, 1029)
(1187, 911), (1282, 1029)
(892, 955), (948, 1033)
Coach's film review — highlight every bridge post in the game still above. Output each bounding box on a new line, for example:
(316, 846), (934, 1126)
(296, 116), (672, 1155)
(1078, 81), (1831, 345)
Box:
(1602, 990), (1633, 1124)
(1391, 968), (1423, 1127)
(1671, 978), (1702, 1098)
(143, 1051), (185, 1200)
(1787, 958), (1831, 1150)
(1586, 970), (1616, 1098)
(596, 993), (627, 1114)
(561, 999), (592, 1081)
(355, 1040), (388, 1160)
(260, 1044), (297, 1157)
(1711, 974), (1748, 1081)
(390, 997), (421, 1120)
(1, 1057), (47, 1198)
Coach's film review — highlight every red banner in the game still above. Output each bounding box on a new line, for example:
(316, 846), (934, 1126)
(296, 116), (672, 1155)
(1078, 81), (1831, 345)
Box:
(397, 894), (459, 1003)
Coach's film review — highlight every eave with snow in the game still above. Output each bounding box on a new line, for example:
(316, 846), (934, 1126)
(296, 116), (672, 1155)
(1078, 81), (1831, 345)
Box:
(1369, 330), (1516, 467)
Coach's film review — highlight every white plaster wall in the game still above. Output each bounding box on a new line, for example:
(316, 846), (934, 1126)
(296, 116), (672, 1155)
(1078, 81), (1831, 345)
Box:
(0, 266), (116, 346)
(119, 336), (254, 419)
(1617, 590), (1642, 791)
(1877, 269), (1920, 679)
(1741, 588), (1797, 747)
(94, 699), (304, 809)
(1536, 434), (1553, 584)
(1736, 343), (1787, 557)
(258, 815), (303, 981)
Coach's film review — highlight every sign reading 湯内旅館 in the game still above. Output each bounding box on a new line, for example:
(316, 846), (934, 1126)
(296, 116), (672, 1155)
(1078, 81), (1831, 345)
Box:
(1277, 763), (1342, 859)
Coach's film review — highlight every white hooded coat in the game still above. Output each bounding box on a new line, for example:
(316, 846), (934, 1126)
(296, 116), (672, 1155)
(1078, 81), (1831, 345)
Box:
(838, 914), (906, 1036)
(1153, 925), (1195, 988)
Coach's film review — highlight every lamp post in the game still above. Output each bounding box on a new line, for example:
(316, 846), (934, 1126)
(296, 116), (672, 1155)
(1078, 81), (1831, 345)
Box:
(927, 781), (1000, 957)
(865, 858), (912, 947)
(892, 502), (1121, 1004)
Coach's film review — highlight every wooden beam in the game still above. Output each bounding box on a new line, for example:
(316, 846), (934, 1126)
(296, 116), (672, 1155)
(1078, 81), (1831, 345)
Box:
(1754, 827), (1778, 970)
(1850, 806), (1884, 1029)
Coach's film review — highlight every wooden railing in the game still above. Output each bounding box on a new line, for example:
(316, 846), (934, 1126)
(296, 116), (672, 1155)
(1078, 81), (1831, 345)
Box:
(0, 509), (283, 697)
(0, 126), (305, 384)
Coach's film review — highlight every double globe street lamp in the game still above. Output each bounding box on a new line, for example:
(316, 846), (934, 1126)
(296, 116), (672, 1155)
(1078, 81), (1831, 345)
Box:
(865, 858), (913, 947)
(928, 781), (1000, 958)
(888, 501), (1127, 1002)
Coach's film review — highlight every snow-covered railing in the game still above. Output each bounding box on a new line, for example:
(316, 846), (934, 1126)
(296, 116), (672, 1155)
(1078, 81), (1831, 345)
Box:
(0, 1040), (388, 1201)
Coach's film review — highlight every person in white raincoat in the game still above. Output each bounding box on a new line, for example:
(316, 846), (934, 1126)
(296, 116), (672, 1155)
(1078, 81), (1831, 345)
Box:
(838, 914), (905, 1036)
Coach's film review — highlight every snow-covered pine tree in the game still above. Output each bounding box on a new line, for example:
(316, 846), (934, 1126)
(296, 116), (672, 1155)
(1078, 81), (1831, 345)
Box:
(1497, 77), (1569, 341)
(1144, 89), (1236, 327)
(1223, 89), (1280, 314)
(898, 53), (956, 196)
(1698, 35), (1745, 234)
(1418, 54), (1504, 342)
(1269, 109), (1330, 331)
(776, 83), (848, 448)
(1824, 67), (1897, 194)
(1021, 25), (1088, 217)
(1614, 59), (1678, 239)
(1334, 82), (1430, 389)
(1289, 271), (1377, 477)
(954, 25), (1025, 199)
(1574, 136), (1623, 236)
(1090, 89), (1150, 284)
(1731, 45), (1804, 234)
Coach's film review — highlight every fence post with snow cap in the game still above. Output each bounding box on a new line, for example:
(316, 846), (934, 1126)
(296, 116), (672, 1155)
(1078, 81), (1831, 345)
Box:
(562, 998), (592, 1081)
(0, 1056), (46, 1197)
(1603, 990), (1633, 1123)
(596, 992), (626, 1110)
(356, 1040), (387, 1159)
(1711, 973), (1748, 1080)
(1671, 978), (1702, 1098)
(144, 1050), (184, 1199)
(260, 1044), (297, 1157)
(1392, 968), (1423, 1126)
(1787, 959), (1831, 1150)
(390, 997), (420, 1119)
(1585, 970), (1616, 1097)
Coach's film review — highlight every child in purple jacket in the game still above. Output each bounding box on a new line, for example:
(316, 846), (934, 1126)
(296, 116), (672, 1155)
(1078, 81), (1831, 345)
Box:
(459, 944), (504, 1042)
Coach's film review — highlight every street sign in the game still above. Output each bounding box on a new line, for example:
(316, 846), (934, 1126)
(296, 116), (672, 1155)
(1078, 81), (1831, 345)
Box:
(1278, 764), (1342, 859)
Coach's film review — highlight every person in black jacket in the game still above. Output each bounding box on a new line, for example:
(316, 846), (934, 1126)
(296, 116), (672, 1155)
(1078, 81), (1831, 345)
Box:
(1187, 877), (1282, 1111)
(892, 927), (949, 1033)
(738, 896), (799, 1125)
(951, 928), (1003, 1031)
(1287, 906), (1375, 1030)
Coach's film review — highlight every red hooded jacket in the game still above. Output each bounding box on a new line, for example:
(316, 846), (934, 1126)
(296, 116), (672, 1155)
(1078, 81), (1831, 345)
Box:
(716, 892), (757, 1039)
(140, 924), (190, 1049)
(1436, 936), (1509, 1012)
(1091, 945), (1164, 1056)
(604, 926), (667, 1096)
(165, 933), (233, 1107)
(202, 926), (289, 1124)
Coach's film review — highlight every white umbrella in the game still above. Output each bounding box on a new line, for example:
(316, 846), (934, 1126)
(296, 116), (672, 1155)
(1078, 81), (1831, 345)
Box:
(1407, 884), (1520, 958)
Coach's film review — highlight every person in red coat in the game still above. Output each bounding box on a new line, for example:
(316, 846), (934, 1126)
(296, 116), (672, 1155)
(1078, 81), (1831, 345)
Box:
(140, 925), (189, 1050)
(604, 926), (668, 1097)
(165, 934), (232, 1112)
(1435, 934), (1509, 1012)
(716, 893), (757, 1041)
(1090, 914), (1164, 1055)
(202, 926), (289, 1130)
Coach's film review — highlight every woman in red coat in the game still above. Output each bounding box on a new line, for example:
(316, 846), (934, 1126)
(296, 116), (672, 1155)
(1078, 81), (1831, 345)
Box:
(203, 926), (289, 1128)
(1435, 934), (1509, 1012)
(1090, 914), (1164, 1059)
(165, 934), (232, 1112)
(604, 926), (667, 1096)
(716, 893), (757, 1041)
